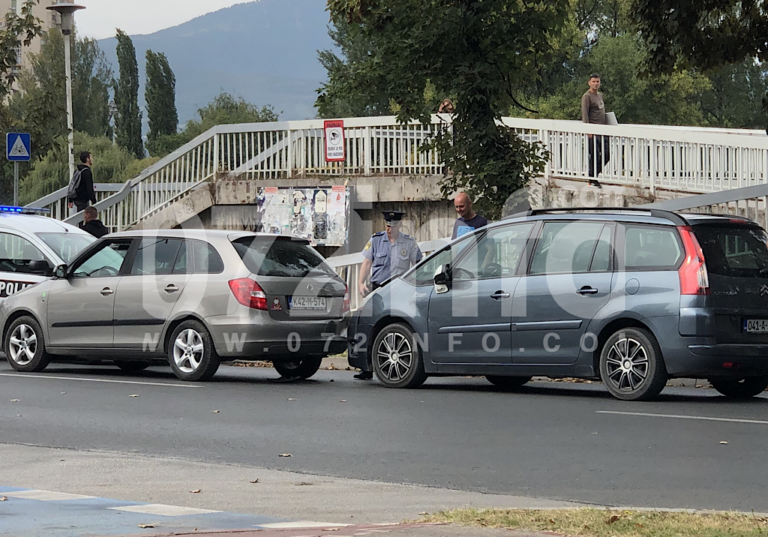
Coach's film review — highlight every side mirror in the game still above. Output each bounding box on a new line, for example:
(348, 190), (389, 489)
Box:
(434, 264), (451, 294)
(53, 264), (68, 279)
(29, 259), (53, 276)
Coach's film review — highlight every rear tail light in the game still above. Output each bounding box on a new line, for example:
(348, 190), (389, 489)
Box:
(228, 278), (268, 310)
(343, 285), (350, 313)
(677, 226), (710, 295)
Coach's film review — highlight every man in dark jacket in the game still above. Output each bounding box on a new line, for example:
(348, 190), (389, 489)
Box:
(80, 207), (109, 238)
(69, 151), (97, 212)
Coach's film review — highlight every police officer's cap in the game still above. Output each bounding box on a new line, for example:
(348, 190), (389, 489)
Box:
(382, 210), (406, 226)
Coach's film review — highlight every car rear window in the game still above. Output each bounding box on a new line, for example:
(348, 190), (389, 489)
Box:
(232, 237), (336, 278)
(693, 224), (768, 278)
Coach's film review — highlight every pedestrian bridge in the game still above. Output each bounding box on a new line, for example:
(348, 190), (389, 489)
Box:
(30, 115), (768, 232)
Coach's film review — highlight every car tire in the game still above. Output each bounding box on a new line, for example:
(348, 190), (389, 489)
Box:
(168, 320), (220, 381)
(599, 327), (667, 401)
(115, 361), (151, 372)
(273, 357), (323, 380)
(371, 323), (427, 389)
(485, 375), (532, 390)
(710, 376), (768, 399)
(4, 316), (51, 373)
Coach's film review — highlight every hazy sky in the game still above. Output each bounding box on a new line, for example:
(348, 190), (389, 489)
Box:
(75, 0), (257, 40)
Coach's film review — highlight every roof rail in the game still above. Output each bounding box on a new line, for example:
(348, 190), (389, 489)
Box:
(503, 206), (689, 226)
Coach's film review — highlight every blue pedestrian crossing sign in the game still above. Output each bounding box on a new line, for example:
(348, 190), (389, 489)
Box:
(6, 133), (31, 162)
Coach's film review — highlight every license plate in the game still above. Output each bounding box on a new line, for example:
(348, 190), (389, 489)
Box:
(289, 296), (327, 310)
(744, 319), (768, 333)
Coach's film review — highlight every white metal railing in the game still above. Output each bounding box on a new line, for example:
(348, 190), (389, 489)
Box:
(327, 238), (448, 311)
(29, 116), (768, 232)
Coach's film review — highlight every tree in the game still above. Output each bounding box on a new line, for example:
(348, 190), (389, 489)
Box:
(0, 0), (41, 98)
(326, 0), (565, 219)
(145, 50), (178, 155)
(20, 132), (159, 204)
(632, 0), (768, 75)
(316, 23), (392, 118)
(114, 29), (144, 159)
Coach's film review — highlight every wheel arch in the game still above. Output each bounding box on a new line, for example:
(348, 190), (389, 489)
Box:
(591, 317), (657, 375)
(163, 313), (210, 355)
(3, 309), (45, 345)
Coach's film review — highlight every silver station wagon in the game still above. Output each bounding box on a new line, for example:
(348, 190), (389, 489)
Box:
(1, 230), (349, 381)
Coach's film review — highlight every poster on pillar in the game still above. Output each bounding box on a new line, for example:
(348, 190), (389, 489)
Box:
(256, 186), (350, 247)
(324, 120), (345, 162)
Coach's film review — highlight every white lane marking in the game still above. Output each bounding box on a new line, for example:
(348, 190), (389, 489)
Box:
(597, 410), (768, 425)
(109, 504), (219, 516)
(0, 373), (202, 388)
(4, 490), (95, 501)
(259, 522), (351, 529)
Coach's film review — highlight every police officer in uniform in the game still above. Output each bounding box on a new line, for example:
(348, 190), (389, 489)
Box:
(355, 210), (423, 379)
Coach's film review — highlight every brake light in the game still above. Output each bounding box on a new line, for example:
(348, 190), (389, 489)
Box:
(228, 278), (268, 310)
(343, 285), (350, 313)
(677, 226), (710, 295)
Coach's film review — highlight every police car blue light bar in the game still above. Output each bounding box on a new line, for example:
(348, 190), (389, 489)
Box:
(0, 206), (51, 215)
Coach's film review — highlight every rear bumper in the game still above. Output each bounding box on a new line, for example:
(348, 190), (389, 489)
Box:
(205, 314), (348, 358)
(667, 344), (768, 378)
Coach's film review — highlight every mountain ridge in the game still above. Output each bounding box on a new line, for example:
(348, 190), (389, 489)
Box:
(98, 0), (333, 127)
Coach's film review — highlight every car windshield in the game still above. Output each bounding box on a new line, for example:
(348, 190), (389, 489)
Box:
(37, 232), (96, 264)
(232, 237), (336, 278)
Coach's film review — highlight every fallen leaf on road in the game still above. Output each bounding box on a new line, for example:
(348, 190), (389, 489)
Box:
(0, 496), (7, 501)
(10, 399), (19, 402)
(137, 523), (155, 528)
(249, 479), (260, 484)
(279, 453), (292, 458)
(189, 489), (201, 494)
(296, 482), (314, 486)
(287, 398), (296, 401)
(720, 441), (729, 444)
(322, 529), (340, 532)
(129, 394), (139, 398)
(60, 392), (66, 395)
(419, 512), (429, 515)
(339, 400), (347, 403)
(211, 410), (220, 413)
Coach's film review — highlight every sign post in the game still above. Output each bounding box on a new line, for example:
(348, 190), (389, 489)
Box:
(324, 120), (345, 162)
(6, 133), (31, 206)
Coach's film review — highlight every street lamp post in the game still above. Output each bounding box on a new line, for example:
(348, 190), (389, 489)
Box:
(46, 2), (85, 183)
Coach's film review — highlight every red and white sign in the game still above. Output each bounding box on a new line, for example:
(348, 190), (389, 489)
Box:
(324, 120), (345, 162)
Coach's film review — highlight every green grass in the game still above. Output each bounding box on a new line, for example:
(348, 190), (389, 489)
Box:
(423, 508), (768, 536)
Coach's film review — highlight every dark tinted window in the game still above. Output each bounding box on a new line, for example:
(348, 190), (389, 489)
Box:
(233, 237), (334, 278)
(131, 238), (181, 276)
(624, 226), (682, 268)
(531, 222), (604, 275)
(192, 241), (224, 274)
(694, 224), (768, 278)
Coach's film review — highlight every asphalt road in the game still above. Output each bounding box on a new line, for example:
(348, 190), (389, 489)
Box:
(1, 360), (767, 513)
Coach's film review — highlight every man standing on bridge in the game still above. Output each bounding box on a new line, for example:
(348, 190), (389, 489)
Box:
(582, 73), (610, 188)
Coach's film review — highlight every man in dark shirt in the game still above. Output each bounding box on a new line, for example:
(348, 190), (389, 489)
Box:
(581, 73), (609, 188)
(80, 206), (109, 238)
(452, 193), (488, 239)
(69, 151), (97, 212)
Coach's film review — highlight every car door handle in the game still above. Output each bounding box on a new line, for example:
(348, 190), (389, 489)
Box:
(577, 286), (599, 295)
(165, 285), (179, 294)
(100, 287), (114, 296)
(490, 291), (511, 300)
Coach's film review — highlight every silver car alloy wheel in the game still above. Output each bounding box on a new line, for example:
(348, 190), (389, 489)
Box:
(9, 324), (37, 366)
(604, 337), (649, 392)
(173, 329), (205, 374)
(376, 331), (414, 382)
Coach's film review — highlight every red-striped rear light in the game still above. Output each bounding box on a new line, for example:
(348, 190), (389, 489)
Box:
(343, 285), (350, 313)
(228, 278), (268, 310)
(677, 226), (710, 295)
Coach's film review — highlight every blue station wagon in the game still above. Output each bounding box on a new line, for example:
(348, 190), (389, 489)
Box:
(348, 208), (768, 401)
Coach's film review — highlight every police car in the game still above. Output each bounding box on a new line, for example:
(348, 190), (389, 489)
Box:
(0, 206), (96, 299)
